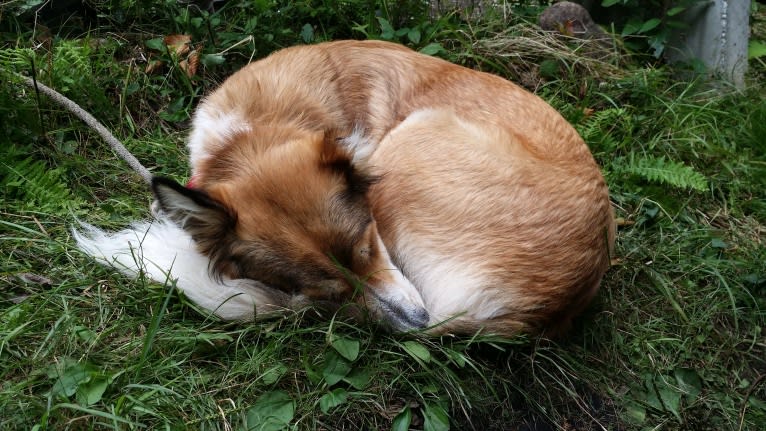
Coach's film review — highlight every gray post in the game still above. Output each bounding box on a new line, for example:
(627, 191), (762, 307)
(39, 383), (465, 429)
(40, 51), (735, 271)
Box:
(666, 0), (750, 88)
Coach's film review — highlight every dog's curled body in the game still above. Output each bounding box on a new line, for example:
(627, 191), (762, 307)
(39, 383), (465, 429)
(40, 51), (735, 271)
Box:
(76, 40), (614, 336)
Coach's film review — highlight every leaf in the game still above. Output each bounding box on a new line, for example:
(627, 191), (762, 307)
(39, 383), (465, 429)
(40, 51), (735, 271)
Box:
(261, 363), (288, 385)
(343, 367), (371, 390)
(622, 154), (707, 191)
(402, 341), (431, 363)
(330, 335), (360, 361)
(666, 6), (686, 16)
(601, 0), (621, 6)
(624, 401), (646, 423)
(674, 368), (702, 402)
(377, 17), (395, 40)
(323, 350), (351, 386)
(200, 53), (225, 67)
(638, 18), (662, 34)
(145, 38), (164, 51)
(163, 34), (191, 56)
(50, 363), (93, 398)
(658, 384), (682, 420)
(445, 350), (466, 368)
(749, 40), (766, 59)
(319, 388), (348, 414)
(300, 24), (314, 43)
(621, 18), (643, 36)
(419, 43), (444, 56)
(392, 406), (412, 431)
(246, 390), (295, 431)
(423, 401), (450, 431)
(76, 376), (109, 406)
(407, 28), (421, 44)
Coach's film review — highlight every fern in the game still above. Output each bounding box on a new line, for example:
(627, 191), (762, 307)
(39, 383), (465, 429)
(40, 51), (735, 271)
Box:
(619, 153), (708, 192)
(0, 146), (83, 215)
(575, 107), (629, 154)
(0, 47), (35, 71)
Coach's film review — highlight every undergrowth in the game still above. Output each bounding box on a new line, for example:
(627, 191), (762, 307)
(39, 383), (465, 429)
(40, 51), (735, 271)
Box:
(1, 1), (764, 430)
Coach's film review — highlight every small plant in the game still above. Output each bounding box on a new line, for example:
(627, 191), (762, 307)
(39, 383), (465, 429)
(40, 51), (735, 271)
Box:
(598, 0), (706, 57)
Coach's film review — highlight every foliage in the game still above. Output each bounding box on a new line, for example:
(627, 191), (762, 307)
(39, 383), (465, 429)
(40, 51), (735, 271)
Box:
(596, 0), (706, 58)
(1, 1), (765, 430)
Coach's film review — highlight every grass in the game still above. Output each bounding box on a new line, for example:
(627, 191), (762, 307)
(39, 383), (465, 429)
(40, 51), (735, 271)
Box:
(1, 1), (765, 430)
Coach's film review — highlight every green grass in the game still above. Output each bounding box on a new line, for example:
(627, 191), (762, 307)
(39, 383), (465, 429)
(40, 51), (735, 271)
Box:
(2, 1), (765, 430)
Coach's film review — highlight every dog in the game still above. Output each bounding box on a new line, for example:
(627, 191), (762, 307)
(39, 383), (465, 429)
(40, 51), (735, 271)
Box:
(75, 40), (615, 337)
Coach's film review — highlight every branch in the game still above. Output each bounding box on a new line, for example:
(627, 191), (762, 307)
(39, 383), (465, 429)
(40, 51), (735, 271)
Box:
(15, 72), (152, 185)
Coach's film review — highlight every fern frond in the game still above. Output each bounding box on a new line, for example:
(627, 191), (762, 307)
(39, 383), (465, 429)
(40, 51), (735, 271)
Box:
(620, 154), (708, 192)
(0, 47), (35, 71)
(575, 107), (628, 154)
(1, 148), (83, 215)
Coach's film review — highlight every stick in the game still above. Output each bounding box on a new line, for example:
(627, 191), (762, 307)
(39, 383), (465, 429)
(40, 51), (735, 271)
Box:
(17, 73), (153, 185)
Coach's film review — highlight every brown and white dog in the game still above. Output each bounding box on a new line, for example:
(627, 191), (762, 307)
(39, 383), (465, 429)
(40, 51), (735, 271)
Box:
(75, 40), (614, 337)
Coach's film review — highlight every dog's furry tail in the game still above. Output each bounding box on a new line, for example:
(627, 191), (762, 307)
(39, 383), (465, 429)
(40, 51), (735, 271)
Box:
(72, 217), (290, 320)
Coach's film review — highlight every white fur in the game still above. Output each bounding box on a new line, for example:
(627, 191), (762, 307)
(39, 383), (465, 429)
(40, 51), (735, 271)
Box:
(340, 126), (376, 165)
(187, 107), (251, 169)
(392, 236), (511, 325)
(73, 218), (288, 320)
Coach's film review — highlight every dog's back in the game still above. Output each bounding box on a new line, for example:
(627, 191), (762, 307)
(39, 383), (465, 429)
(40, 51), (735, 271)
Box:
(368, 108), (614, 335)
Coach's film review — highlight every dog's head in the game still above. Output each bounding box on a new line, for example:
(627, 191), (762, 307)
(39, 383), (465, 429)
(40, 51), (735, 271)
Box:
(152, 127), (428, 331)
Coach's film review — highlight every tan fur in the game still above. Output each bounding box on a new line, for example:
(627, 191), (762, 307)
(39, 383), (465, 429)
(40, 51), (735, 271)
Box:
(165, 40), (614, 336)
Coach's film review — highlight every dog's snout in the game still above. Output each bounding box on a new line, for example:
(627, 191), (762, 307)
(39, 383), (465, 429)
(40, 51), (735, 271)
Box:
(409, 307), (430, 328)
(378, 298), (430, 331)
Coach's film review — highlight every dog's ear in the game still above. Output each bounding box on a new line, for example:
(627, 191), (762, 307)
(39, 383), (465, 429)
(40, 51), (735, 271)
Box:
(320, 134), (379, 198)
(151, 176), (236, 233)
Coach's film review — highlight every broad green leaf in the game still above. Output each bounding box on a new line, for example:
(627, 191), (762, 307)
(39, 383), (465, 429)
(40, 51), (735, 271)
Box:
(50, 363), (93, 398)
(658, 384), (682, 420)
(330, 335), (360, 361)
(76, 376), (109, 406)
(639, 18), (662, 34)
(749, 40), (766, 59)
(621, 18), (643, 36)
(246, 390), (295, 431)
(419, 43), (444, 56)
(407, 28), (421, 44)
(623, 401), (646, 423)
(391, 406), (412, 431)
(402, 341), (431, 363)
(423, 401), (450, 431)
(145, 38), (164, 51)
(323, 350), (351, 386)
(445, 350), (466, 368)
(377, 17), (395, 40)
(261, 363), (288, 385)
(319, 388), (348, 414)
(601, 0), (621, 6)
(201, 53), (225, 67)
(395, 28), (409, 37)
(667, 6), (686, 16)
(343, 367), (371, 390)
(674, 368), (702, 402)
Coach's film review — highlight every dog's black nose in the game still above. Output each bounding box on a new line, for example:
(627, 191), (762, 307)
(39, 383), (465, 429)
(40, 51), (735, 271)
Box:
(409, 307), (430, 328)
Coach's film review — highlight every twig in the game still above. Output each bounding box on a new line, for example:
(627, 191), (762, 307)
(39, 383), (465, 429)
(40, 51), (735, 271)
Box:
(15, 71), (153, 185)
(738, 372), (766, 431)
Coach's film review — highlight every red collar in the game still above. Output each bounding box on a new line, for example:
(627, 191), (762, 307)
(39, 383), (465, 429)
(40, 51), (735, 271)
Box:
(186, 174), (199, 189)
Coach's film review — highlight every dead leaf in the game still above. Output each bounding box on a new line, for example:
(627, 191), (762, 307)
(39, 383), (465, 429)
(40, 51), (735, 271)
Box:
(179, 48), (200, 77)
(145, 59), (164, 74)
(163, 34), (192, 56)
